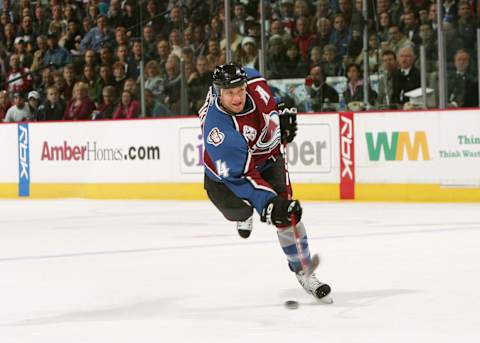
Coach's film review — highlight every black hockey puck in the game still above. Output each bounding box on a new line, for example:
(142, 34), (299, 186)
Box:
(284, 300), (299, 309)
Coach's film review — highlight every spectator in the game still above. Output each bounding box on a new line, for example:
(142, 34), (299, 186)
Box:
(442, 21), (465, 66)
(308, 46), (323, 70)
(343, 63), (377, 107)
(62, 64), (77, 100)
(321, 44), (339, 77)
(37, 85), (66, 121)
(5, 53), (32, 96)
(144, 60), (165, 101)
(266, 34), (287, 79)
(3, 92), (31, 122)
(112, 61), (128, 96)
(92, 85), (117, 119)
(269, 20), (291, 43)
(155, 39), (170, 78)
(30, 35), (47, 72)
(0, 90), (11, 121)
(206, 39), (222, 71)
(80, 14), (113, 53)
(337, 0), (353, 26)
(163, 54), (182, 114)
(82, 64), (101, 104)
(64, 81), (96, 120)
(96, 64), (114, 101)
(232, 2), (248, 35)
(3, 22), (15, 53)
(127, 40), (142, 79)
(457, 1), (476, 54)
(144, 88), (172, 117)
(188, 55), (211, 113)
(278, 0), (296, 35)
(293, 16), (315, 61)
(387, 25), (414, 57)
(402, 12), (422, 45)
(142, 25), (156, 60)
(160, 5), (183, 39)
(236, 36), (259, 69)
(48, 5), (67, 36)
(17, 15), (36, 47)
(81, 49), (98, 75)
(355, 33), (381, 73)
(376, 50), (400, 107)
(315, 0), (334, 20)
(63, 20), (82, 53)
(329, 13), (352, 62)
(294, 0), (311, 19)
(99, 46), (114, 67)
(392, 46), (420, 105)
(313, 17), (332, 52)
(114, 26), (129, 50)
(378, 12), (392, 43)
(33, 5), (49, 35)
(417, 24), (438, 72)
(27, 90), (41, 120)
(107, 0), (124, 29)
(192, 24), (207, 58)
(113, 90), (140, 119)
(123, 78), (140, 100)
(13, 37), (33, 68)
(44, 31), (71, 68)
(447, 49), (479, 108)
(169, 28), (183, 58)
(144, 0), (165, 35)
(283, 42), (308, 78)
(305, 65), (339, 111)
(206, 15), (223, 41)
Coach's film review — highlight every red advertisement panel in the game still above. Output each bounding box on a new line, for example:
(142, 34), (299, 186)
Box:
(339, 112), (355, 199)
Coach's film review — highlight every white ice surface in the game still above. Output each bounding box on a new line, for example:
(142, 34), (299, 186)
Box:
(0, 200), (479, 342)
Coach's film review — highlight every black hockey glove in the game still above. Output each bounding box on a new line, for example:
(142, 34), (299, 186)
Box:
(279, 107), (298, 144)
(261, 196), (303, 226)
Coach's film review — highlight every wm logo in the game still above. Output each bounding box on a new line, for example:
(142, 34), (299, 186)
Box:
(366, 131), (430, 161)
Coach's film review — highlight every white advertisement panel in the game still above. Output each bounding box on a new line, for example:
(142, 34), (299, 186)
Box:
(355, 111), (439, 183)
(438, 111), (480, 187)
(0, 124), (19, 182)
(178, 114), (339, 183)
(30, 119), (202, 183)
(289, 114), (339, 183)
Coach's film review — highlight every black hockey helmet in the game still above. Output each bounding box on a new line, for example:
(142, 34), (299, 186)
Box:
(212, 63), (247, 92)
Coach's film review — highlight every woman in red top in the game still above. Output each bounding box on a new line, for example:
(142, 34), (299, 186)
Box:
(112, 90), (140, 119)
(64, 81), (96, 120)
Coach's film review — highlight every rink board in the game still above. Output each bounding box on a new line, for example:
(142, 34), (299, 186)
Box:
(0, 109), (479, 201)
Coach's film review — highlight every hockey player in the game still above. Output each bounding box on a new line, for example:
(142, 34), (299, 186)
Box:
(199, 63), (331, 302)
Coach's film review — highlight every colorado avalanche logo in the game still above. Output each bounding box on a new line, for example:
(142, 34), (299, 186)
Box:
(243, 125), (257, 141)
(207, 127), (225, 146)
(252, 111), (281, 155)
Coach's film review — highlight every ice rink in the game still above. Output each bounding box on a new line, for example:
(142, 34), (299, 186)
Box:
(0, 199), (479, 342)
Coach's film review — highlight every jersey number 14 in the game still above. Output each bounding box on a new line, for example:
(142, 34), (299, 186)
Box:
(215, 159), (230, 178)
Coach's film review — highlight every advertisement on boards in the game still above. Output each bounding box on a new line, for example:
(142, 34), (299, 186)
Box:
(355, 112), (438, 183)
(438, 111), (480, 186)
(178, 115), (339, 183)
(0, 125), (19, 183)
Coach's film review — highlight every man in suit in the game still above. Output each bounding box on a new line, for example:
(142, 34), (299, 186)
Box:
(392, 47), (420, 105)
(447, 49), (479, 108)
(376, 50), (400, 108)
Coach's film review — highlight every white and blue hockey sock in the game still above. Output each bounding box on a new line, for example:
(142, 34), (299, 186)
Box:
(276, 221), (311, 272)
